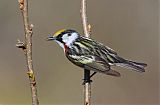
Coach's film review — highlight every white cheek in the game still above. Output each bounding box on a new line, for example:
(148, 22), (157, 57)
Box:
(62, 34), (69, 43)
(66, 33), (78, 46)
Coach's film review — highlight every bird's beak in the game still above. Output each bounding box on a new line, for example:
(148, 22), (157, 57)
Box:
(46, 35), (56, 41)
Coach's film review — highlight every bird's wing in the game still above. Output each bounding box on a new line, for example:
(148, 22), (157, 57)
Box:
(84, 56), (121, 77)
(67, 49), (120, 77)
(66, 38), (120, 77)
(80, 36), (117, 55)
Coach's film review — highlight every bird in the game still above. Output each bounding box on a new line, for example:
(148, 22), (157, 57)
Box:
(47, 29), (147, 77)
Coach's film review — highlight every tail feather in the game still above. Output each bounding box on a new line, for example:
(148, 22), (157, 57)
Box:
(103, 69), (121, 77)
(115, 60), (147, 72)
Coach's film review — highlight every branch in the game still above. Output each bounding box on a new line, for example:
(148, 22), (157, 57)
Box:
(17, 0), (39, 105)
(81, 0), (91, 38)
(81, 0), (92, 105)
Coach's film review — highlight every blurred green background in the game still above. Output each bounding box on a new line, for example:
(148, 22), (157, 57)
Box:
(0, 0), (159, 105)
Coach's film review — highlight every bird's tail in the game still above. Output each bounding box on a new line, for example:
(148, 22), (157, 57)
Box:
(115, 60), (147, 72)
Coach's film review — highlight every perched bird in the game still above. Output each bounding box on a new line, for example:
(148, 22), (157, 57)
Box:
(47, 29), (147, 77)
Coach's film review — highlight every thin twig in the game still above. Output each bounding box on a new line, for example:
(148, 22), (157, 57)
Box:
(83, 69), (91, 105)
(81, 0), (91, 105)
(17, 0), (39, 105)
(81, 0), (90, 37)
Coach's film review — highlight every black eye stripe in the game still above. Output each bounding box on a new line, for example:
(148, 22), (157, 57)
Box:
(57, 37), (65, 44)
(57, 34), (63, 39)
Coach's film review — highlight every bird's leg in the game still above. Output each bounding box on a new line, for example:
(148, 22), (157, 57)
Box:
(83, 69), (92, 85)
(83, 70), (97, 85)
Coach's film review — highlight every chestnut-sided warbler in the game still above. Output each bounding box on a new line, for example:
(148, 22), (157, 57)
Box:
(47, 29), (147, 77)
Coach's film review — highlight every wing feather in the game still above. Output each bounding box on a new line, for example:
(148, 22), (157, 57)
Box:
(84, 56), (120, 77)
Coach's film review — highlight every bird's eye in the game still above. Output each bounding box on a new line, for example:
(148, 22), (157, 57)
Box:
(68, 33), (71, 36)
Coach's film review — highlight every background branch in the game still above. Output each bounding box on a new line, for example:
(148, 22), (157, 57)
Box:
(81, 0), (91, 105)
(81, 0), (90, 37)
(17, 0), (39, 105)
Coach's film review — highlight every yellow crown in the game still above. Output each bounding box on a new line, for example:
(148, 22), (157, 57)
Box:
(53, 29), (66, 37)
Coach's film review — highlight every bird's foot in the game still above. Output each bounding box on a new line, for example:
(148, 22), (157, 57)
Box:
(82, 72), (97, 85)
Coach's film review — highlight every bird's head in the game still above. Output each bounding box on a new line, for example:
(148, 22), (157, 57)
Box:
(47, 29), (79, 48)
